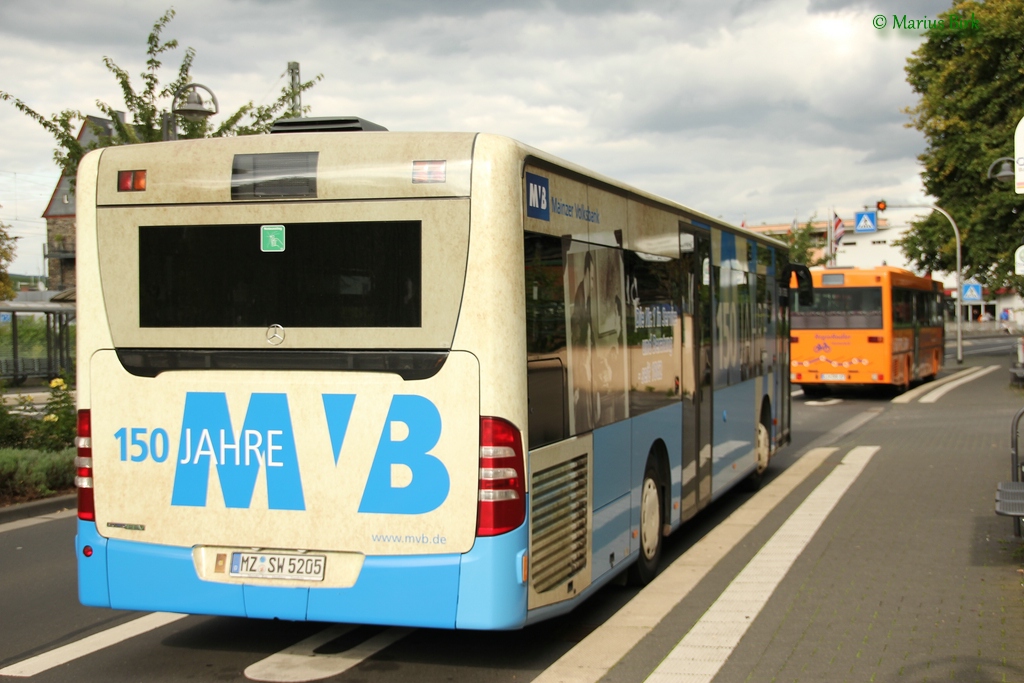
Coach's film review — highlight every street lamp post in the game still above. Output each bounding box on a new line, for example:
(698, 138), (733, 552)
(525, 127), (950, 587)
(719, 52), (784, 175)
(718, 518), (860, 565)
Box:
(987, 157), (1016, 185)
(161, 83), (219, 141)
(886, 203), (963, 364)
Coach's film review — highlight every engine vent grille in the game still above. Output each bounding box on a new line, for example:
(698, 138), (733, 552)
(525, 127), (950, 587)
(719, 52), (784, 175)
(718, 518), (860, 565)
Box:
(270, 117), (388, 134)
(530, 454), (587, 593)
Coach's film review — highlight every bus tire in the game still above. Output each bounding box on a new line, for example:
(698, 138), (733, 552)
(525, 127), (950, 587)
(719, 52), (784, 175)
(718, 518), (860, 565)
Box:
(628, 457), (664, 586)
(744, 406), (772, 491)
(801, 384), (828, 399)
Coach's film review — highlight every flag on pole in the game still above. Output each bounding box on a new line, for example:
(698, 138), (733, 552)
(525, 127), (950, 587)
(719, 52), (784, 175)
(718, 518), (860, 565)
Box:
(833, 212), (845, 247)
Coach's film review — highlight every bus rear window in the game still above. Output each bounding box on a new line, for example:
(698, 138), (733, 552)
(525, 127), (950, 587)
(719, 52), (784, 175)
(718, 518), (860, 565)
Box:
(791, 286), (882, 330)
(139, 221), (421, 328)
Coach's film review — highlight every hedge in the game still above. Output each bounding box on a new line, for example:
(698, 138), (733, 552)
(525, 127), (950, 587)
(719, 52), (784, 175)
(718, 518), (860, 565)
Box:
(0, 447), (75, 504)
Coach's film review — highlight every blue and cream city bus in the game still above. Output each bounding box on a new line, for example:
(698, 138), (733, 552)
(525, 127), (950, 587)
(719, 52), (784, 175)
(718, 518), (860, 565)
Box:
(74, 116), (811, 629)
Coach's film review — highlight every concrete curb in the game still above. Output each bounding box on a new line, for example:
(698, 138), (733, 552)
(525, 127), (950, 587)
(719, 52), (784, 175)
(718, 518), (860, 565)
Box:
(0, 493), (76, 525)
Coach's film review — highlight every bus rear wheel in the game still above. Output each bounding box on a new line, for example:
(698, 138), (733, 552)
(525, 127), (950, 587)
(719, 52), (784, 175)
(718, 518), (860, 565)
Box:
(801, 384), (828, 400)
(628, 458), (664, 586)
(744, 413), (771, 491)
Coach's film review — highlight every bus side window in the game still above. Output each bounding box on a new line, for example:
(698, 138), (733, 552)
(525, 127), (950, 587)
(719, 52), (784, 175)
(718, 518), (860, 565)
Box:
(525, 232), (570, 448)
(893, 288), (913, 327)
(625, 251), (681, 416)
(527, 359), (568, 449)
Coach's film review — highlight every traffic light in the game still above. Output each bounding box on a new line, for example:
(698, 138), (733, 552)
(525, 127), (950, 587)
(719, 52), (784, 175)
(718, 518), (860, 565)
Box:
(876, 200), (887, 212)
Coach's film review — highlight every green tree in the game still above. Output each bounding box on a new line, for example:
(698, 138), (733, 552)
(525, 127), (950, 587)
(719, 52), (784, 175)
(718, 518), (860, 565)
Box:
(0, 8), (323, 184)
(0, 220), (17, 301)
(785, 217), (829, 267)
(897, 0), (1024, 290)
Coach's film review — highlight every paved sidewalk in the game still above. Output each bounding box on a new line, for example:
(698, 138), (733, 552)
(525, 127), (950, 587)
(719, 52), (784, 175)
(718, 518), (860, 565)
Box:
(718, 358), (1024, 682)
(0, 493), (76, 525)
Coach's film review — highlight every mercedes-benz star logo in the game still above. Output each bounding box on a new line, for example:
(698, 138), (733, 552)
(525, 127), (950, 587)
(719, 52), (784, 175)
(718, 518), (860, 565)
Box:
(266, 324), (285, 346)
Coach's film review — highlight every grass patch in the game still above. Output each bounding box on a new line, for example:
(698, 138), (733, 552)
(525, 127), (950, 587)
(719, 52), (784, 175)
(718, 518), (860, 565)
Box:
(0, 447), (75, 506)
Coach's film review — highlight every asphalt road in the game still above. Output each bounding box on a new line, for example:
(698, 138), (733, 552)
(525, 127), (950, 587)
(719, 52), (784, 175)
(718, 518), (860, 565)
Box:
(1, 347), (1020, 683)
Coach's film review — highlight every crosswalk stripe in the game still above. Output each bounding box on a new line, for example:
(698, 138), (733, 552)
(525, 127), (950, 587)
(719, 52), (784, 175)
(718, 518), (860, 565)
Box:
(0, 612), (188, 677)
(645, 446), (879, 683)
(891, 366), (982, 404)
(918, 365), (999, 403)
(532, 446), (837, 683)
(244, 626), (412, 682)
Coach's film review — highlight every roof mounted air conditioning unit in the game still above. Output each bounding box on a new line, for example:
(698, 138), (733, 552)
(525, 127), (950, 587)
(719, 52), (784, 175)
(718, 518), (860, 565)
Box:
(270, 117), (388, 133)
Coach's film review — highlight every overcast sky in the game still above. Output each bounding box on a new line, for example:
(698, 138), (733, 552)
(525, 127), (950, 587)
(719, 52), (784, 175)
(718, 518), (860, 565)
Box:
(0, 0), (949, 276)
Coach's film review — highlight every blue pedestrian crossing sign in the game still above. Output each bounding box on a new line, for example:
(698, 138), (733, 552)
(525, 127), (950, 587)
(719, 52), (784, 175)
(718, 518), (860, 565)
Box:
(961, 283), (983, 302)
(854, 211), (877, 233)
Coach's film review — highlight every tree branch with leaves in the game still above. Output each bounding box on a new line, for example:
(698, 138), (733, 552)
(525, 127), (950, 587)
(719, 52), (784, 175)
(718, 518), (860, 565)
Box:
(785, 217), (829, 268)
(0, 220), (18, 301)
(898, 0), (1024, 290)
(1, 8), (323, 183)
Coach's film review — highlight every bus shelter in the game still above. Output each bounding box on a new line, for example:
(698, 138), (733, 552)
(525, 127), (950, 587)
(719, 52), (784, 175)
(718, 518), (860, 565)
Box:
(0, 297), (76, 385)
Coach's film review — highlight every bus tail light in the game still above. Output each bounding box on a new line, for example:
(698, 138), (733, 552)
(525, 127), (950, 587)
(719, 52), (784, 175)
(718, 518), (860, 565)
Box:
(790, 336), (799, 344)
(76, 409), (94, 521)
(867, 336), (884, 343)
(117, 170), (146, 192)
(476, 417), (526, 537)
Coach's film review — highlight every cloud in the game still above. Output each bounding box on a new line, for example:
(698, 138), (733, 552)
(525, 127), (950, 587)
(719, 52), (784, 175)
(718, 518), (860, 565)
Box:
(0, 0), (932, 275)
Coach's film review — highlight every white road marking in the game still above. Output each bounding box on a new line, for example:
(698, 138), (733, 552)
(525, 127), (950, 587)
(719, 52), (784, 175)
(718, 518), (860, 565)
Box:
(790, 389), (803, 397)
(891, 366), (983, 404)
(918, 365), (999, 403)
(645, 446), (879, 683)
(532, 447), (837, 683)
(0, 612), (188, 677)
(804, 398), (842, 406)
(0, 508), (76, 535)
(244, 626), (412, 682)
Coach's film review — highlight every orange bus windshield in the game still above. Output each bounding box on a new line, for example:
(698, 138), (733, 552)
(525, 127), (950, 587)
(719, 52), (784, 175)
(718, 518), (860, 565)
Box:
(791, 287), (883, 330)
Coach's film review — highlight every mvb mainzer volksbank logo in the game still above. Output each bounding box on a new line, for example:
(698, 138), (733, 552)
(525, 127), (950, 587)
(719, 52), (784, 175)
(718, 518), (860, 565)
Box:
(526, 172), (550, 221)
(526, 171), (601, 225)
(116, 392), (450, 515)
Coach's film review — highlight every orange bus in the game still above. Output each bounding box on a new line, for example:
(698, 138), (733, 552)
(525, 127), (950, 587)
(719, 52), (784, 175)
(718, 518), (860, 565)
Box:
(790, 266), (944, 397)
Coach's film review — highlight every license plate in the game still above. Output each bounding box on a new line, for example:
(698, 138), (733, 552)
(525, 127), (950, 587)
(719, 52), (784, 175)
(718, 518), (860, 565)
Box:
(821, 373), (846, 381)
(230, 552), (326, 581)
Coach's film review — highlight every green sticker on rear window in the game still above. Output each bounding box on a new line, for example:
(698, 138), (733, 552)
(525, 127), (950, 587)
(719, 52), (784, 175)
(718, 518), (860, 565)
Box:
(261, 225), (285, 252)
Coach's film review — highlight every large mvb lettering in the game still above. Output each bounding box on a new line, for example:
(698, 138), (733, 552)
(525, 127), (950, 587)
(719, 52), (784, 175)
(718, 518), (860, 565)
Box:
(357, 395), (449, 515)
(322, 394), (356, 466)
(171, 392), (305, 510)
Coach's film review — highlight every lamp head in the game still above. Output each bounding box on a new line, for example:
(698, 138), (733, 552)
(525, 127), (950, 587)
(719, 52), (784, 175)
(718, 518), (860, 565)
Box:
(987, 157), (1016, 185)
(994, 159), (1015, 185)
(171, 84), (219, 123)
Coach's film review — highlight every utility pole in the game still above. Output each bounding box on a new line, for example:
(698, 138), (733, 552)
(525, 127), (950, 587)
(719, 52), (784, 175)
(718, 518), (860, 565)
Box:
(288, 62), (301, 117)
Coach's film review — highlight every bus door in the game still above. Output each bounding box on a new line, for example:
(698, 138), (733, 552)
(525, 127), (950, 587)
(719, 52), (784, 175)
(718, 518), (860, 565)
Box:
(777, 264), (791, 445)
(680, 228), (713, 520)
(913, 291), (923, 378)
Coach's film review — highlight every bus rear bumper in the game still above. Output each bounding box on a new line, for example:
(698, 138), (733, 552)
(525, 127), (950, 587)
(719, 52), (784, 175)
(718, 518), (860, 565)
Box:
(76, 519), (528, 629)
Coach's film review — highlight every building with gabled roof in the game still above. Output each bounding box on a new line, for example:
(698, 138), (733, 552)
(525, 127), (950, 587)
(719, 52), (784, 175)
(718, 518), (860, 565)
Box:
(42, 115), (114, 291)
